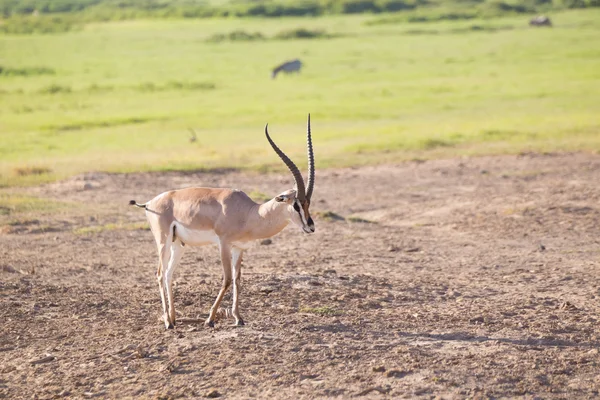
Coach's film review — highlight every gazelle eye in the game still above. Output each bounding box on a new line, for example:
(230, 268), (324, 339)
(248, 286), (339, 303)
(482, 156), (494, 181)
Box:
(293, 202), (300, 212)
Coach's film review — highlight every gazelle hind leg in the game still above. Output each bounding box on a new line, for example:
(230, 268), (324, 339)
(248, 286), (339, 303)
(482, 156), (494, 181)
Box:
(231, 247), (244, 326)
(164, 238), (185, 329)
(148, 211), (175, 329)
(157, 242), (174, 329)
(156, 260), (168, 319)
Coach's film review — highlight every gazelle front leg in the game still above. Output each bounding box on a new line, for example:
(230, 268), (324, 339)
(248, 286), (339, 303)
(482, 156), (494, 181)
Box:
(205, 242), (232, 327)
(231, 247), (245, 326)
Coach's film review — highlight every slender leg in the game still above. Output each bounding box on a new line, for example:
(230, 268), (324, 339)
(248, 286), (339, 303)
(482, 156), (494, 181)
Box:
(205, 243), (232, 327)
(164, 239), (185, 329)
(156, 260), (168, 318)
(157, 243), (172, 329)
(231, 247), (245, 326)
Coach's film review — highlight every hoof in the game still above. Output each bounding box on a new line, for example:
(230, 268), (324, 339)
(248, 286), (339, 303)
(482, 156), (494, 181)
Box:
(163, 315), (174, 330)
(234, 318), (245, 327)
(204, 320), (215, 328)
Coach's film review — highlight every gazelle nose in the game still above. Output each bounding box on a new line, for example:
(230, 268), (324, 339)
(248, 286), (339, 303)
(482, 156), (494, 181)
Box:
(307, 217), (315, 232)
(303, 225), (315, 234)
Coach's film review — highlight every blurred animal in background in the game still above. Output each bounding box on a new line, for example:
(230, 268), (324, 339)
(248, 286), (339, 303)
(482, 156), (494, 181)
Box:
(529, 16), (552, 27)
(188, 128), (198, 143)
(272, 59), (302, 79)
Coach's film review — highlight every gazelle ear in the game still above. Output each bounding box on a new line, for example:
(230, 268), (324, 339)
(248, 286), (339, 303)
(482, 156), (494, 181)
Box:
(275, 190), (297, 203)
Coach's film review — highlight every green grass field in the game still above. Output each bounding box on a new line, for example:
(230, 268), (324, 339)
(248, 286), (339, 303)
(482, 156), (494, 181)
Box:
(1, 9), (599, 187)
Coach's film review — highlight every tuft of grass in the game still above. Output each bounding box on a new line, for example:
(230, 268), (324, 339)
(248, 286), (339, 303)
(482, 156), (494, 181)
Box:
(44, 116), (169, 131)
(73, 222), (150, 235)
(403, 28), (441, 35)
(449, 24), (515, 34)
(401, 23), (515, 36)
(316, 211), (345, 222)
(137, 81), (216, 92)
(0, 15), (78, 35)
(347, 216), (376, 224)
(206, 30), (265, 43)
(273, 28), (336, 40)
(420, 138), (457, 150)
(6, 218), (40, 227)
(0, 66), (55, 76)
(38, 84), (72, 94)
(166, 81), (216, 91)
(479, 129), (521, 140)
(13, 166), (52, 177)
(1, 217), (56, 234)
(366, 9), (478, 26)
(87, 84), (114, 93)
(299, 306), (342, 316)
(0, 193), (67, 217)
(206, 28), (338, 42)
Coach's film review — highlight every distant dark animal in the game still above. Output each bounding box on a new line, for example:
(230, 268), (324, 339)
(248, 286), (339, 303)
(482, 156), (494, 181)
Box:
(529, 16), (552, 27)
(188, 128), (197, 143)
(272, 59), (302, 79)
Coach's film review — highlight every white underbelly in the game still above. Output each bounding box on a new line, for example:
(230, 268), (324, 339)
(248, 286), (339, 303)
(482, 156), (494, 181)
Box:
(174, 223), (219, 246)
(173, 223), (253, 250)
(232, 241), (252, 250)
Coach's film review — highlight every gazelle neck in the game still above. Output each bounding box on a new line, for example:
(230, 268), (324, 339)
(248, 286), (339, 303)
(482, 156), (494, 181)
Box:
(249, 199), (290, 239)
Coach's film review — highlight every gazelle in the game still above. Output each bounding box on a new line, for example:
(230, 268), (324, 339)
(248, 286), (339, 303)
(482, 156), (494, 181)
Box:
(188, 128), (198, 143)
(130, 115), (315, 329)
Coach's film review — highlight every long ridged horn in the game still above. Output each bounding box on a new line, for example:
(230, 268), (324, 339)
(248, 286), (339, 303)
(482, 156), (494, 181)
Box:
(305, 114), (315, 201)
(265, 124), (306, 202)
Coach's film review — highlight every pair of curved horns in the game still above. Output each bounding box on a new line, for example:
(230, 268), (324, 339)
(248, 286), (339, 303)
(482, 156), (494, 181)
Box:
(265, 114), (314, 203)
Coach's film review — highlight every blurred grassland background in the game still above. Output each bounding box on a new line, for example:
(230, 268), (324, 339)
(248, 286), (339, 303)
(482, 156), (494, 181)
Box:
(0, 0), (599, 188)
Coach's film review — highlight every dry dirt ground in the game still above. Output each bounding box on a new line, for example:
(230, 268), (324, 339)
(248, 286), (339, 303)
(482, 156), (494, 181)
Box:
(1, 152), (599, 399)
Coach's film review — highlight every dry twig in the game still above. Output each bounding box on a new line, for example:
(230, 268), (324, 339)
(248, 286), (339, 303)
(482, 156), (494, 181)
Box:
(29, 355), (55, 365)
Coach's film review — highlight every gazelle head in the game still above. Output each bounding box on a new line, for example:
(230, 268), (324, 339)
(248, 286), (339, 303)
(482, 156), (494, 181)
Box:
(265, 114), (315, 234)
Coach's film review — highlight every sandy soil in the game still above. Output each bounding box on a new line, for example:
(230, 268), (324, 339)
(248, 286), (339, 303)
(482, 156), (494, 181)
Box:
(1, 152), (599, 399)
